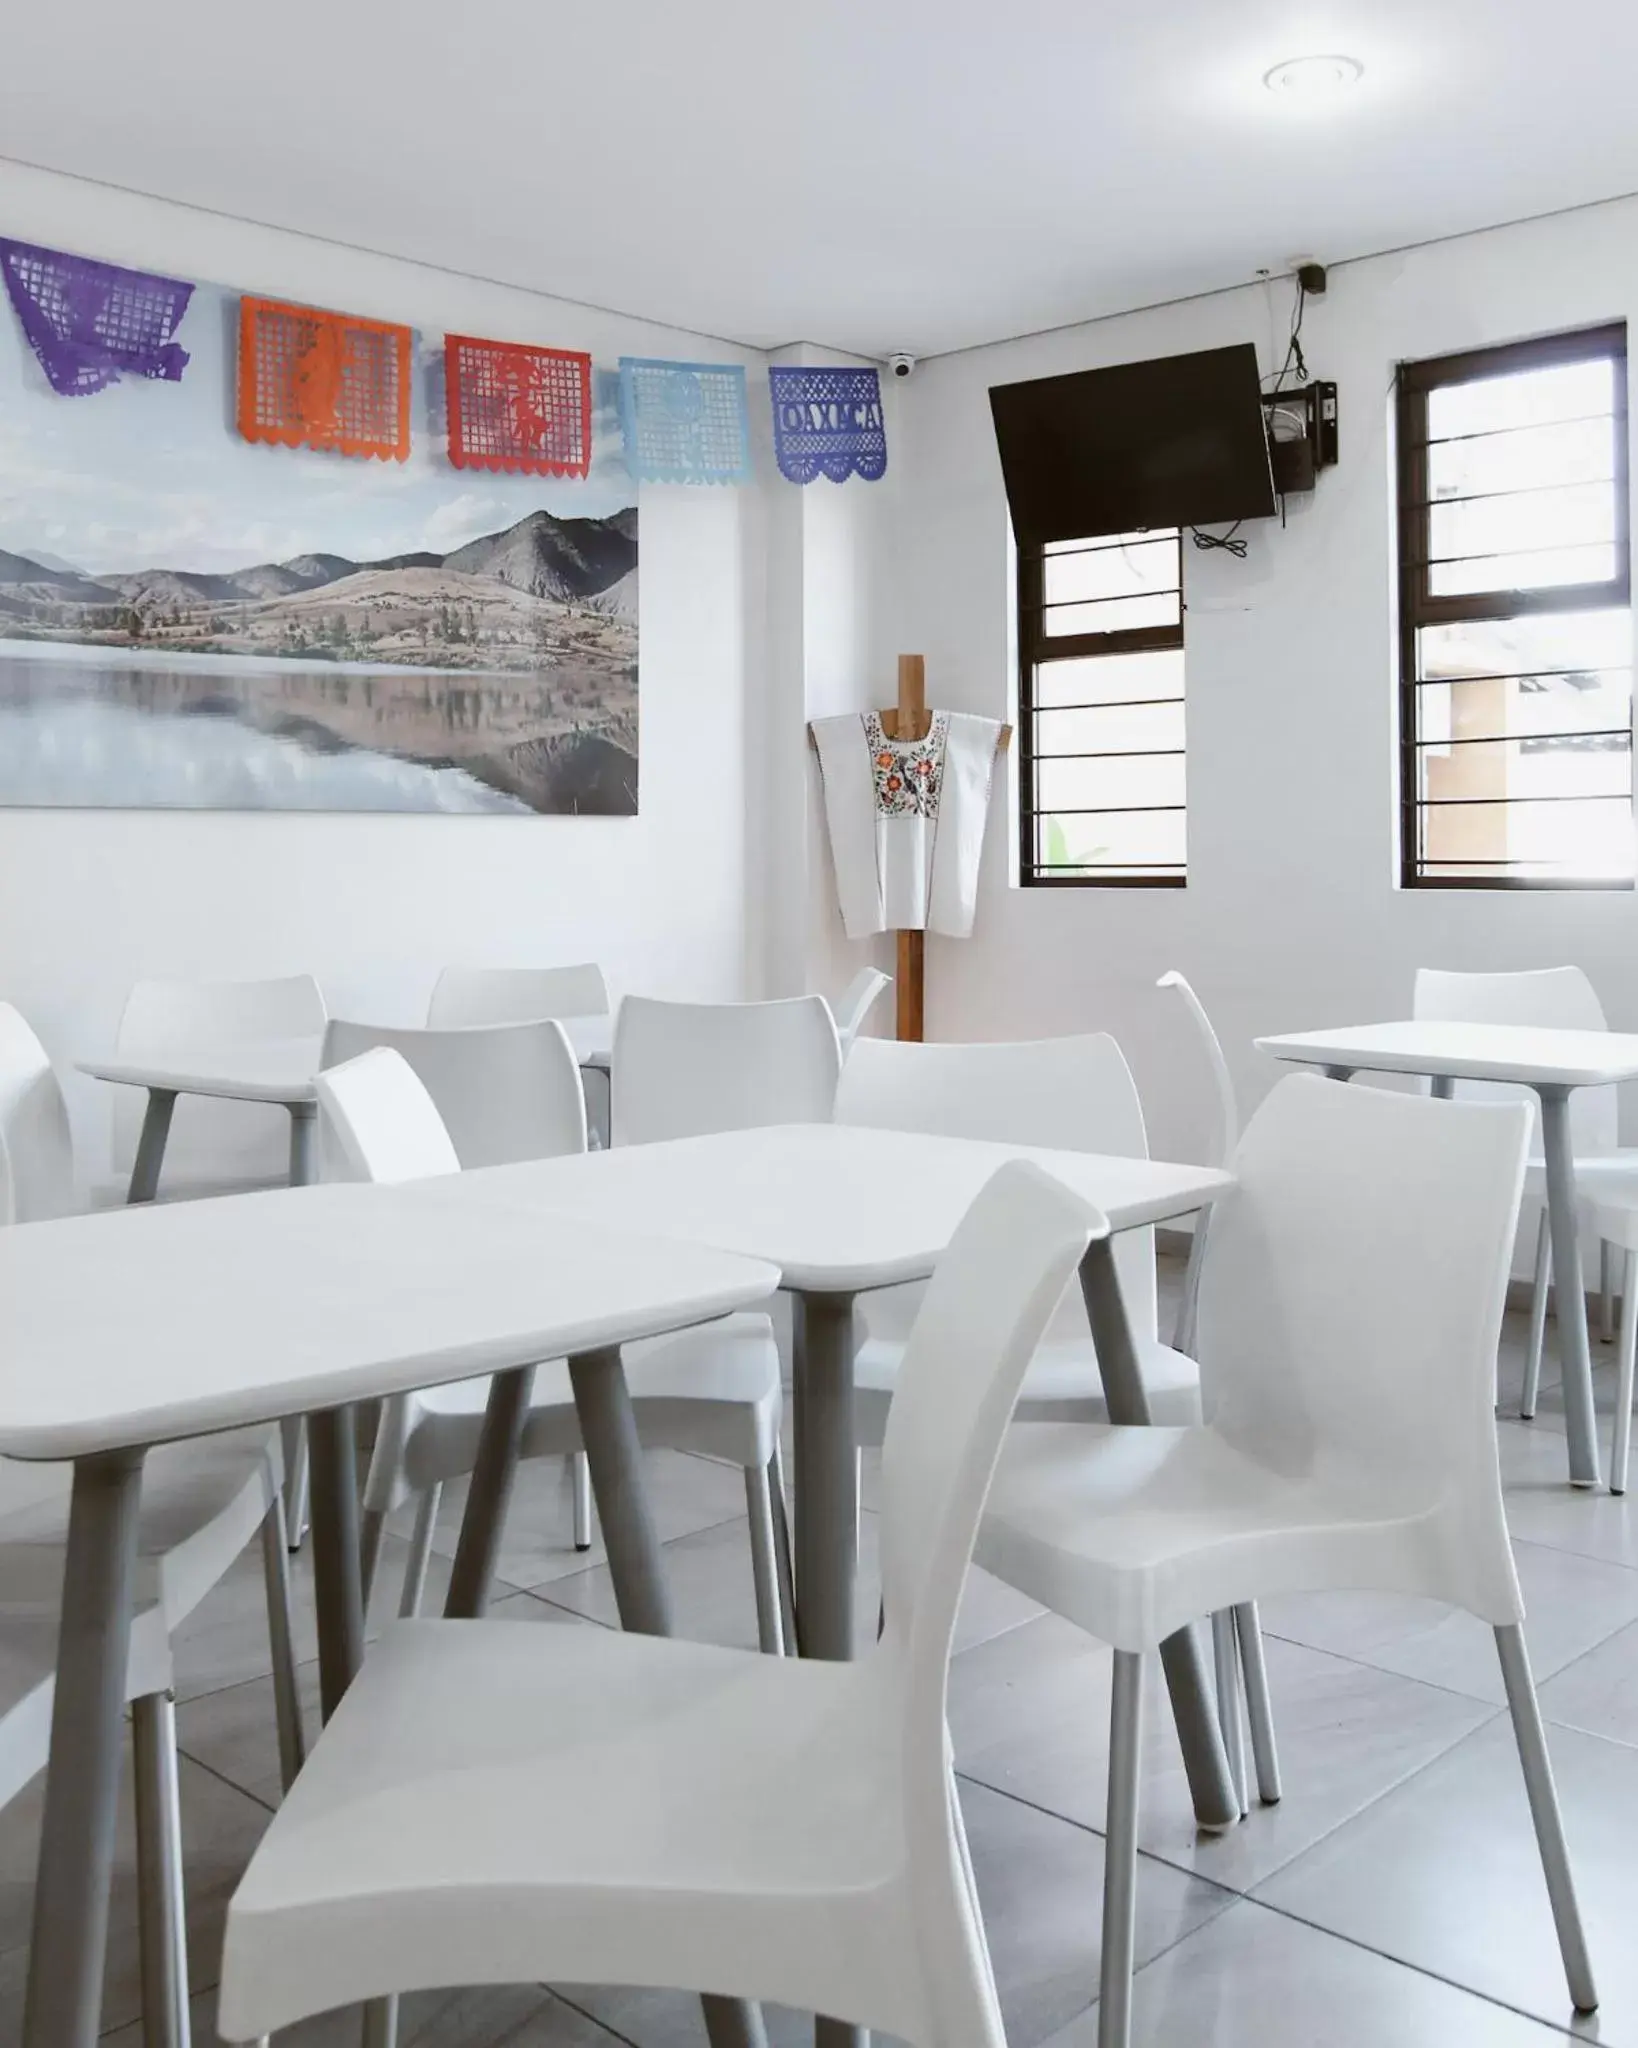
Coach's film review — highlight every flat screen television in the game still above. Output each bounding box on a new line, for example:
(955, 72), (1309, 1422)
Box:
(988, 342), (1276, 545)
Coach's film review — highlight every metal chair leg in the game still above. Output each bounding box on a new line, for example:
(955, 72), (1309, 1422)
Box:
(745, 1461), (784, 1655)
(280, 1416), (309, 1550)
(1493, 1624), (1597, 2013)
(1235, 1602), (1282, 1804)
(399, 1482), (443, 1618)
(768, 1442), (797, 1655)
(1601, 1239), (1617, 1344)
(572, 1450), (593, 1551)
(259, 1493), (305, 1795)
(1211, 1610), (1248, 1816)
(1521, 1210), (1550, 1420)
(1611, 1252), (1638, 1496)
(358, 1504), (387, 1616)
(1098, 1651), (1144, 2048)
(133, 1692), (191, 2048)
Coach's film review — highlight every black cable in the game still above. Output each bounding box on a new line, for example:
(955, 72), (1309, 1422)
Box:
(1190, 523), (1248, 558)
(1264, 274), (1309, 397)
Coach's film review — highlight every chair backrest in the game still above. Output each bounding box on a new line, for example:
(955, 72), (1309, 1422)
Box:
(427, 965), (610, 1030)
(1412, 965), (1615, 1153)
(830, 967), (892, 1052)
(835, 1032), (1156, 1340)
(1157, 971), (1238, 1168)
(0, 1005), (75, 1225)
(111, 974), (327, 1184)
(1196, 1073), (1529, 1620)
(612, 995), (842, 1145)
(315, 1049), (461, 1185)
(878, 1162), (1103, 1797)
(321, 1019), (586, 1168)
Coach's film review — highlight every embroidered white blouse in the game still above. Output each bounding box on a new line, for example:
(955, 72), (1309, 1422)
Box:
(809, 708), (1004, 939)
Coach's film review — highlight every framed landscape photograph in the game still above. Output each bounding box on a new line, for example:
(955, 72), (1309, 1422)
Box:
(0, 268), (639, 814)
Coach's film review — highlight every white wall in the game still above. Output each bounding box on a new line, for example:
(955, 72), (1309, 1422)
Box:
(891, 196), (1638, 1162)
(0, 161), (772, 1166)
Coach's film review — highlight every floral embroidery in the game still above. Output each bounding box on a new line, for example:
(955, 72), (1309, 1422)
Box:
(865, 710), (949, 818)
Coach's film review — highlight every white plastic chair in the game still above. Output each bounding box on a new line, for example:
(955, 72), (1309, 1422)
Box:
(428, 962), (614, 1151)
(1414, 966), (1626, 1417)
(829, 967), (892, 1053)
(217, 1158), (1106, 2046)
(318, 1047), (793, 1650)
(975, 1075), (1598, 2047)
(0, 1002), (305, 2044)
(835, 1027), (1278, 1814)
(1156, 970), (1238, 1356)
(426, 963), (611, 1030)
(105, 972), (327, 1203)
(612, 994), (842, 1145)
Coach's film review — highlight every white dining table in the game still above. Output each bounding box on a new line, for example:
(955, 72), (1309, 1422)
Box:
(78, 1014), (615, 1202)
(0, 1180), (777, 2048)
(1258, 1019), (1638, 1489)
(399, 1127), (1240, 1820)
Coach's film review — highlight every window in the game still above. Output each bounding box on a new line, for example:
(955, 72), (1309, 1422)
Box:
(1397, 324), (1632, 887)
(1017, 528), (1185, 885)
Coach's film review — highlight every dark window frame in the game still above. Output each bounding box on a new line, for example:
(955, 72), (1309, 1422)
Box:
(1396, 322), (1632, 890)
(1017, 530), (1186, 889)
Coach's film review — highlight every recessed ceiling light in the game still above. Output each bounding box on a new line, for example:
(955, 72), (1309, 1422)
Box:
(1263, 53), (1364, 98)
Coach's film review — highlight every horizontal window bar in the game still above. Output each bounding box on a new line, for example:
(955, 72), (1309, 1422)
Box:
(1412, 666), (1634, 687)
(1415, 790), (1632, 808)
(1407, 582), (1631, 627)
(1029, 696), (1186, 714)
(1036, 535), (1182, 560)
(1029, 803), (1187, 817)
(1416, 408), (1622, 450)
(1413, 729), (1633, 747)
(1410, 476), (1619, 512)
(1410, 539), (1618, 571)
(1031, 748), (1187, 763)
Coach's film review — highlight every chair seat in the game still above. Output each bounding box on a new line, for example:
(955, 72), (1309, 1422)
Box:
(393, 1314), (782, 1501)
(219, 1620), (913, 2043)
(1523, 1148), (1638, 1199)
(975, 1422), (1489, 1652)
(853, 1333), (1200, 1447)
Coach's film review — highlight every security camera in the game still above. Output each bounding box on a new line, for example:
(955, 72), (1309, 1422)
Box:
(886, 352), (917, 380)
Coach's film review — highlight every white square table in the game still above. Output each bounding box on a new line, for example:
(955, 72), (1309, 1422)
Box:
(1258, 1019), (1638, 1489)
(400, 1125), (1240, 1827)
(78, 1015), (615, 1202)
(0, 1181), (777, 2048)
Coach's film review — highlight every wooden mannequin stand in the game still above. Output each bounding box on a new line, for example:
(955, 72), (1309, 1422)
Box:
(873, 655), (1011, 1042)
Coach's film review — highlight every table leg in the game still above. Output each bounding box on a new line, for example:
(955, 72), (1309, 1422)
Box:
(1431, 1074), (1456, 1101)
(1079, 1241), (1241, 1831)
(565, 1345), (769, 2048)
(788, 1292), (864, 2048)
(23, 1446), (146, 2048)
(444, 1366), (536, 1621)
(126, 1089), (178, 1205)
(1538, 1086), (1603, 1488)
(1322, 1066), (1355, 1084)
(307, 1406), (366, 1720)
(288, 1102), (318, 1187)
(789, 1291), (858, 1662)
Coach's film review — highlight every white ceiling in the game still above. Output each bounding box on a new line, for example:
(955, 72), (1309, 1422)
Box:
(6, 2), (1638, 359)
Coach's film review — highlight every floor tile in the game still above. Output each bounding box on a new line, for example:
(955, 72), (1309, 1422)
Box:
(1037, 1895), (1574, 2048)
(0, 1748), (271, 2038)
(1500, 1420), (1638, 1569)
(1259, 1539), (1638, 1706)
(419, 1448), (749, 1592)
(948, 1612), (1495, 1892)
(559, 1781), (1230, 2048)
(104, 1981), (633, 2046)
(1254, 1714), (1638, 2039)
(1537, 1616), (1638, 1750)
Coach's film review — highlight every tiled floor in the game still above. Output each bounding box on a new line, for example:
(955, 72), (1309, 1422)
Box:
(5, 1267), (1637, 2046)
